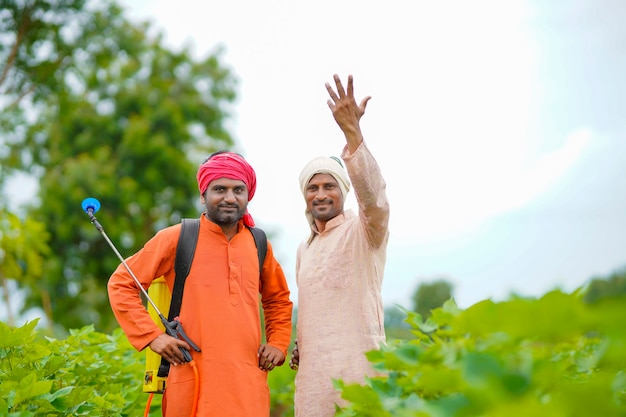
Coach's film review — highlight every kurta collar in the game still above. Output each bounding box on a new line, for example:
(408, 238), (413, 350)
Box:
(306, 209), (355, 245)
(201, 213), (246, 235)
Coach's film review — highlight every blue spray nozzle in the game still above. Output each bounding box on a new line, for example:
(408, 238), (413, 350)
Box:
(81, 197), (101, 214)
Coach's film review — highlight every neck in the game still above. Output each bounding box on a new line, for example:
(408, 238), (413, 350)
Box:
(221, 223), (239, 241)
(204, 213), (239, 241)
(314, 219), (327, 233)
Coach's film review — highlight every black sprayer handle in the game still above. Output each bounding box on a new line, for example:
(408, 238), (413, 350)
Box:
(173, 320), (201, 352)
(161, 316), (201, 362)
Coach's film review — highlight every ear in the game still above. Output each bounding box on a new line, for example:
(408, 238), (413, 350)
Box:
(200, 194), (206, 205)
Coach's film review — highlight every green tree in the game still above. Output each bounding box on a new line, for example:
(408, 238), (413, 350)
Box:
(0, 209), (50, 327)
(583, 266), (626, 304)
(1, 0), (89, 182)
(0, 0), (237, 332)
(411, 278), (454, 319)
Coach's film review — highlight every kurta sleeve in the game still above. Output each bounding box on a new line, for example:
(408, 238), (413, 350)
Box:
(107, 225), (179, 351)
(341, 141), (390, 249)
(259, 240), (293, 355)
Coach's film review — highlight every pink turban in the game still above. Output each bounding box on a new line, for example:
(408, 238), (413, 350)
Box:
(196, 152), (257, 227)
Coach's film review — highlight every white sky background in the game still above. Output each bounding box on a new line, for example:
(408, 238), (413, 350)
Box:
(117, 0), (626, 309)
(8, 0), (624, 314)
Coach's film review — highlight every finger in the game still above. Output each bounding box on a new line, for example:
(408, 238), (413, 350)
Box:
(259, 354), (272, 367)
(334, 74), (346, 98)
(177, 340), (191, 352)
(173, 348), (187, 364)
(263, 358), (274, 370)
(167, 351), (181, 366)
(360, 96), (371, 109)
(359, 96), (371, 117)
(325, 82), (339, 103)
(346, 74), (354, 98)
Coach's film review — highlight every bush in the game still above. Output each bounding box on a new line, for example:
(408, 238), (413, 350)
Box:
(334, 291), (626, 416)
(5, 290), (624, 416)
(0, 319), (295, 416)
(0, 319), (149, 416)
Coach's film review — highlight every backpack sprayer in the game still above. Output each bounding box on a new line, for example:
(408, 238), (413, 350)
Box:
(81, 198), (200, 416)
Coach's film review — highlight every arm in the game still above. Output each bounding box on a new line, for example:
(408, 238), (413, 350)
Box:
(343, 142), (390, 249)
(258, 241), (293, 369)
(107, 227), (188, 358)
(107, 254), (164, 350)
(327, 74), (389, 248)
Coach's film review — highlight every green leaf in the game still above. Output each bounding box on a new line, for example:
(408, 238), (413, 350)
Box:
(13, 373), (53, 405)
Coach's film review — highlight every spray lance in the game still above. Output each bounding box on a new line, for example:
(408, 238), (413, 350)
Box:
(81, 198), (201, 415)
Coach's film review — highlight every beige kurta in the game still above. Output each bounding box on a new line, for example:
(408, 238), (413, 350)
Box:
(295, 142), (390, 417)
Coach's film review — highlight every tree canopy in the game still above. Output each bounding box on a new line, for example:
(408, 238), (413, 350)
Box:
(412, 278), (454, 319)
(0, 0), (238, 332)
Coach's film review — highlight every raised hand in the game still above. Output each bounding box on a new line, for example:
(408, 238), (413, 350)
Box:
(325, 74), (370, 152)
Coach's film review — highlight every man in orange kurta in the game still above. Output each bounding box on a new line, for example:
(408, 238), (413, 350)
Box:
(108, 152), (293, 417)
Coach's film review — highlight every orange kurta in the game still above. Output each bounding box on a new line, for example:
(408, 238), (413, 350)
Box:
(108, 215), (293, 417)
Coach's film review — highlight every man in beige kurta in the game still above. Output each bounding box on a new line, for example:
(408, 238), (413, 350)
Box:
(291, 74), (390, 417)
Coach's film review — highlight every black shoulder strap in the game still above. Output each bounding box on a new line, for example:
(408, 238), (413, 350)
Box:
(158, 218), (200, 378)
(248, 226), (267, 271)
(168, 218), (200, 321)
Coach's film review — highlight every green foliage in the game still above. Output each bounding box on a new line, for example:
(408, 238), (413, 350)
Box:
(384, 305), (413, 340)
(0, 319), (148, 416)
(0, 209), (50, 327)
(0, 0), (88, 155)
(268, 362), (295, 417)
(584, 266), (626, 304)
(0, 0), (238, 332)
(4, 290), (626, 416)
(412, 279), (454, 319)
(0, 319), (293, 416)
(335, 291), (626, 416)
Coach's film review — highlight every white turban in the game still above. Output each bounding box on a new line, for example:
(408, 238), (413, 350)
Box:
(300, 156), (350, 229)
(299, 156), (351, 227)
(299, 156), (351, 198)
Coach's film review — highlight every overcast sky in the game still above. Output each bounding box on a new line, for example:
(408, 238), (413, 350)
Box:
(111, 0), (626, 309)
(8, 0), (623, 314)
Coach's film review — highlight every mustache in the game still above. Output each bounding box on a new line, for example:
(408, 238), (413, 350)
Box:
(218, 203), (240, 209)
(313, 199), (332, 205)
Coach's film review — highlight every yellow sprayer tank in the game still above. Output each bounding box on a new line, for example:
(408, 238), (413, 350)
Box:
(143, 276), (171, 393)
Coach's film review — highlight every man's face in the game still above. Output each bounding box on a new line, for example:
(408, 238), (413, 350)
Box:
(305, 173), (344, 223)
(201, 178), (249, 226)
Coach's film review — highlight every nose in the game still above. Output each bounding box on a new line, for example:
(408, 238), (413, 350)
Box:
(314, 189), (328, 200)
(224, 189), (236, 202)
